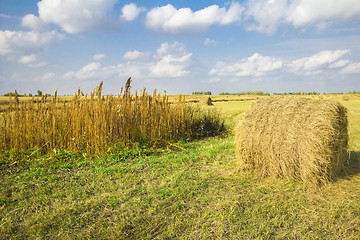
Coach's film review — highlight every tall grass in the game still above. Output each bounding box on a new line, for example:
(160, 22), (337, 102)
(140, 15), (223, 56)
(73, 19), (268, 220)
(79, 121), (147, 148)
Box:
(1, 78), (225, 155)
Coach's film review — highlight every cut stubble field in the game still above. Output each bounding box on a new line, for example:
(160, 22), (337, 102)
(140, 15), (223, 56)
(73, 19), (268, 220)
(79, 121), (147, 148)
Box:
(0, 95), (359, 239)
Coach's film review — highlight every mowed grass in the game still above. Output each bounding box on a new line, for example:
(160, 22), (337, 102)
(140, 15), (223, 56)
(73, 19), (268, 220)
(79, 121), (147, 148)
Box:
(1, 96), (359, 239)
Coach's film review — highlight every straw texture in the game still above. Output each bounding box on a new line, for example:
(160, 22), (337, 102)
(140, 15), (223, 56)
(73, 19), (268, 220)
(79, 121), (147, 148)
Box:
(235, 97), (348, 186)
(200, 96), (214, 106)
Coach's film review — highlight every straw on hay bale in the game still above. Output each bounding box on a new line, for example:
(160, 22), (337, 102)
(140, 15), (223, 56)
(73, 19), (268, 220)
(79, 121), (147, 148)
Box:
(235, 97), (348, 186)
(200, 96), (213, 106)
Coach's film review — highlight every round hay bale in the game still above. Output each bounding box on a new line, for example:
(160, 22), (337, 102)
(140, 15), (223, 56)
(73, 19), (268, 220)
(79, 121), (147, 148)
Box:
(235, 97), (348, 186)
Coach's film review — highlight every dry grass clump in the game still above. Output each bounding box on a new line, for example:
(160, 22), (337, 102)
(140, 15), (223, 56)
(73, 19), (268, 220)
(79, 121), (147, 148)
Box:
(199, 96), (214, 106)
(235, 97), (348, 186)
(342, 95), (350, 101)
(1, 79), (225, 155)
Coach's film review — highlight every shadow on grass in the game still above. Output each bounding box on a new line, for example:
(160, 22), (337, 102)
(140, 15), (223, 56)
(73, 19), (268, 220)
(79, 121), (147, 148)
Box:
(343, 151), (360, 177)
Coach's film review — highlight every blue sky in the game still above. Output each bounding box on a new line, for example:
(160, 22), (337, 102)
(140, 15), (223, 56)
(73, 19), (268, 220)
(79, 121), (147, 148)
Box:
(1, 0), (360, 95)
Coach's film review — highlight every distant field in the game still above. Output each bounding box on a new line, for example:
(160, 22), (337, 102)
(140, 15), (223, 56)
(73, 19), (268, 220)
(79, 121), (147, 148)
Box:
(0, 95), (359, 239)
(0, 94), (257, 104)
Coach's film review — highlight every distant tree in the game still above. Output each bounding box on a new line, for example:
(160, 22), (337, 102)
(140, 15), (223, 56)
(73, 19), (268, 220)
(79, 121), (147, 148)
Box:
(37, 90), (43, 96)
(3, 91), (24, 97)
(192, 91), (212, 95)
(219, 91), (268, 96)
(29, 93), (33, 97)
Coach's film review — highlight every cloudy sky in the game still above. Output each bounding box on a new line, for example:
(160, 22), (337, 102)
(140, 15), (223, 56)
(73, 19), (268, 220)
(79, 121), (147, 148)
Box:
(1, 0), (360, 95)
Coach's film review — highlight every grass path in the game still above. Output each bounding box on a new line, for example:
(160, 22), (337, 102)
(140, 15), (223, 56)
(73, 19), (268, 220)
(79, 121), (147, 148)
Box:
(1, 98), (359, 239)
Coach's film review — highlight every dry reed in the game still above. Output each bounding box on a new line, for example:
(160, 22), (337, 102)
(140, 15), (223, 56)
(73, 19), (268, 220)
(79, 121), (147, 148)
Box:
(1, 78), (225, 155)
(235, 97), (348, 186)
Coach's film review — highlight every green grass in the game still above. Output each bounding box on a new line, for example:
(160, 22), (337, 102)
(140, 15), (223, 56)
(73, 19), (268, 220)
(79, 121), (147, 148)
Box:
(1, 97), (359, 239)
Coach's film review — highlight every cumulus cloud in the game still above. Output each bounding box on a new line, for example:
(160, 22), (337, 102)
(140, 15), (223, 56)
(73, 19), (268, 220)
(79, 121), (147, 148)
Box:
(340, 62), (360, 74)
(19, 54), (37, 64)
(155, 42), (187, 57)
(121, 3), (145, 21)
(21, 14), (48, 31)
(0, 30), (64, 55)
(209, 49), (353, 79)
(145, 3), (244, 36)
(288, 50), (350, 74)
(287, 0), (360, 27)
(64, 42), (192, 80)
(151, 42), (192, 77)
(142, 0), (360, 36)
(93, 54), (106, 61)
(243, 0), (360, 34)
(38, 0), (118, 33)
(64, 61), (148, 80)
(64, 62), (102, 79)
(245, 0), (288, 34)
(123, 50), (149, 60)
(209, 53), (283, 77)
(330, 59), (350, 68)
(18, 0), (360, 36)
(150, 54), (192, 78)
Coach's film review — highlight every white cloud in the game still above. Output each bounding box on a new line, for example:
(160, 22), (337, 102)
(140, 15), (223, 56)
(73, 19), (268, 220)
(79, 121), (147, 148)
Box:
(145, 3), (243, 36)
(16, 0), (359, 37)
(38, 0), (118, 33)
(209, 49), (353, 79)
(288, 50), (350, 73)
(151, 42), (192, 77)
(209, 53), (283, 77)
(243, 0), (360, 34)
(245, 0), (288, 34)
(303, 50), (350, 69)
(21, 14), (48, 31)
(93, 54), (106, 61)
(64, 62), (102, 79)
(123, 50), (149, 60)
(287, 0), (360, 27)
(204, 38), (218, 46)
(19, 54), (37, 64)
(41, 72), (55, 80)
(150, 54), (192, 78)
(155, 42), (188, 58)
(64, 42), (192, 80)
(64, 61), (147, 80)
(330, 60), (350, 68)
(121, 3), (145, 21)
(0, 30), (64, 55)
(29, 62), (48, 68)
(340, 62), (360, 74)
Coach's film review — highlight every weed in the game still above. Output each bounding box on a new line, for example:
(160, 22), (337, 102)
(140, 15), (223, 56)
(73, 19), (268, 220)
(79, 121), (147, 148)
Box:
(0, 79), (225, 156)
